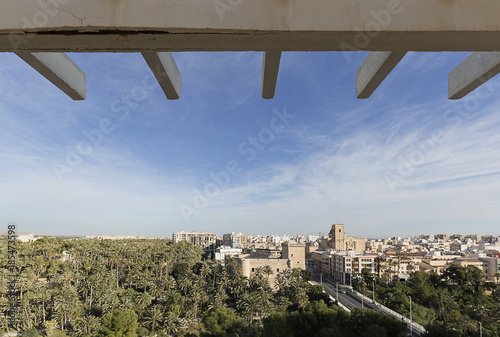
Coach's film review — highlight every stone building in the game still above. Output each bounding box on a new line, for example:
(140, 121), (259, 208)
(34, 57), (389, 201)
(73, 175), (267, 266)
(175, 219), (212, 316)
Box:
(236, 242), (305, 288)
(320, 224), (366, 253)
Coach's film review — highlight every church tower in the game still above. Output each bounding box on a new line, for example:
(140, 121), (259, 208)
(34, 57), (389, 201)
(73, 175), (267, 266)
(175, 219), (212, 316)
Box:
(329, 224), (346, 250)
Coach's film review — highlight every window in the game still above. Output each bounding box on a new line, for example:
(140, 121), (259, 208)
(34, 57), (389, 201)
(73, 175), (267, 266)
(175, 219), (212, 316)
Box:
(277, 268), (280, 272)
(252, 268), (254, 272)
(339, 229), (341, 232)
(291, 253), (294, 257)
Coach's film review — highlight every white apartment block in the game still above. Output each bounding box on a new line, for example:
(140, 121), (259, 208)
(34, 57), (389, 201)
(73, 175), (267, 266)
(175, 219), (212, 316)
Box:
(311, 250), (378, 285)
(214, 246), (242, 261)
(222, 232), (245, 248)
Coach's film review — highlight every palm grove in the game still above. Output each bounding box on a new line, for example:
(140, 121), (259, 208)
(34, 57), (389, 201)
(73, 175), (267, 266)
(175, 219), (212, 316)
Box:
(0, 237), (409, 336)
(0, 238), (497, 336)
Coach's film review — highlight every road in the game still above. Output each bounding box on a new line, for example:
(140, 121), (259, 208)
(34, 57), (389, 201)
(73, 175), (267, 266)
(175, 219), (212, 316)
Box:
(313, 275), (378, 311)
(312, 274), (422, 336)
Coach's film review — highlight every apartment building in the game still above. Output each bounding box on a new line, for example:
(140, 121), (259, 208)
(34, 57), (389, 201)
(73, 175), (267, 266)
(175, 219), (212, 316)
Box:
(214, 246), (242, 261)
(172, 231), (218, 249)
(311, 250), (377, 284)
(222, 232), (247, 248)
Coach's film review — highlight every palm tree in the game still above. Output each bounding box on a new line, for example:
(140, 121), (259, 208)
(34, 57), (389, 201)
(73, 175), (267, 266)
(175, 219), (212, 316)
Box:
(134, 291), (152, 313)
(148, 279), (162, 300)
(18, 297), (31, 329)
(294, 287), (309, 311)
(100, 289), (120, 315)
(275, 275), (287, 292)
(0, 312), (9, 332)
(163, 275), (176, 296)
(190, 283), (206, 320)
(432, 289), (458, 323)
(44, 319), (58, 336)
(407, 263), (416, 275)
(386, 258), (397, 282)
(394, 252), (405, 281)
(261, 265), (274, 284)
(119, 296), (134, 312)
(72, 314), (100, 336)
(200, 262), (211, 280)
(85, 273), (100, 310)
(237, 292), (261, 323)
(208, 287), (228, 310)
(143, 304), (163, 331)
(54, 285), (80, 329)
(225, 256), (236, 273)
(177, 277), (192, 296)
(163, 311), (179, 335)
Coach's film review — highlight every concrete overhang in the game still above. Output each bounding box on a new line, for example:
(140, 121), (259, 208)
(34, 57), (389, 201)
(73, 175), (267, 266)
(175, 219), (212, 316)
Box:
(3, 0), (500, 100)
(2, 0), (500, 52)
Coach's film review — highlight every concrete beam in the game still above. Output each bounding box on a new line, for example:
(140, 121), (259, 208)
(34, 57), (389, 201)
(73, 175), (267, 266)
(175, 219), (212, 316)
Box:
(261, 51), (281, 99)
(2, 0), (500, 52)
(15, 52), (86, 100)
(356, 51), (406, 99)
(141, 52), (181, 100)
(448, 52), (500, 100)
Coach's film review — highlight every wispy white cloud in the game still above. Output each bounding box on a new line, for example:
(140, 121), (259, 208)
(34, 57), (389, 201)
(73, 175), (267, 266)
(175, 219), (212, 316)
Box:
(0, 51), (499, 238)
(184, 83), (500, 236)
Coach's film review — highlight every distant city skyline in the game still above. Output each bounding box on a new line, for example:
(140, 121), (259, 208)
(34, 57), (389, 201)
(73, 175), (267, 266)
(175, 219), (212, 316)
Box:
(1, 51), (500, 237)
(6, 227), (499, 240)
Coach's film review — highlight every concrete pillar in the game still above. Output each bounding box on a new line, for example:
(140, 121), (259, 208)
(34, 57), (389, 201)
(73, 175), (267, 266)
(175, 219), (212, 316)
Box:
(141, 52), (181, 100)
(261, 51), (281, 99)
(15, 52), (86, 100)
(448, 52), (500, 99)
(356, 52), (407, 99)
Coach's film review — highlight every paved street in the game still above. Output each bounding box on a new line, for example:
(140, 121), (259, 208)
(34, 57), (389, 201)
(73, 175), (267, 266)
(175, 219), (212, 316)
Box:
(312, 274), (422, 337)
(313, 275), (378, 311)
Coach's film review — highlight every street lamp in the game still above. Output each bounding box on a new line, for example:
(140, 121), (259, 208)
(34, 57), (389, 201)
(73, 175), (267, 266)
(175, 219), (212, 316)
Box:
(409, 296), (412, 336)
(478, 321), (482, 337)
(372, 280), (375, 303)
(336, 281), (339, 303)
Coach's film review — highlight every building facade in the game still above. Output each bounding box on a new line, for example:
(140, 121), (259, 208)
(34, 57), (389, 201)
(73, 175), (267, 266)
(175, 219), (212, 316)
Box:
(237, 242), (306, 288)
(214, 246), (242, 261)
(319, 224), (366, 253)
(172, 231), (218, 249)
(222, 232), (247, 248)
(311, 250), (377, 284)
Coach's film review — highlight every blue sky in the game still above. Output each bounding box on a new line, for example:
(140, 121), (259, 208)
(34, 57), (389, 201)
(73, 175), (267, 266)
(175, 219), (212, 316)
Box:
(1, 50), (500, 238)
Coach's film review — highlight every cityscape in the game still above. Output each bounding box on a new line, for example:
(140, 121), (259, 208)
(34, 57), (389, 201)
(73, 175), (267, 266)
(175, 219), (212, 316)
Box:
(2, 1), (500, 337)
(7, 224), (500, 286)
(2, 223), (499, 336)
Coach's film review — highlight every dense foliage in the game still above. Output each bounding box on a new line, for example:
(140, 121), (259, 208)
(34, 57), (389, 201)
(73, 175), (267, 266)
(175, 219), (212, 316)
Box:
(354, 266), (500, 337)
(0, 238), (407, 336)
(261, 301), (406, 337)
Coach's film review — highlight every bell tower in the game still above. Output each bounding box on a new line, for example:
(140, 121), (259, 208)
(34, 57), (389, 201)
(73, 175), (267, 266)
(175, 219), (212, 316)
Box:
(330, 224), (346, 250)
